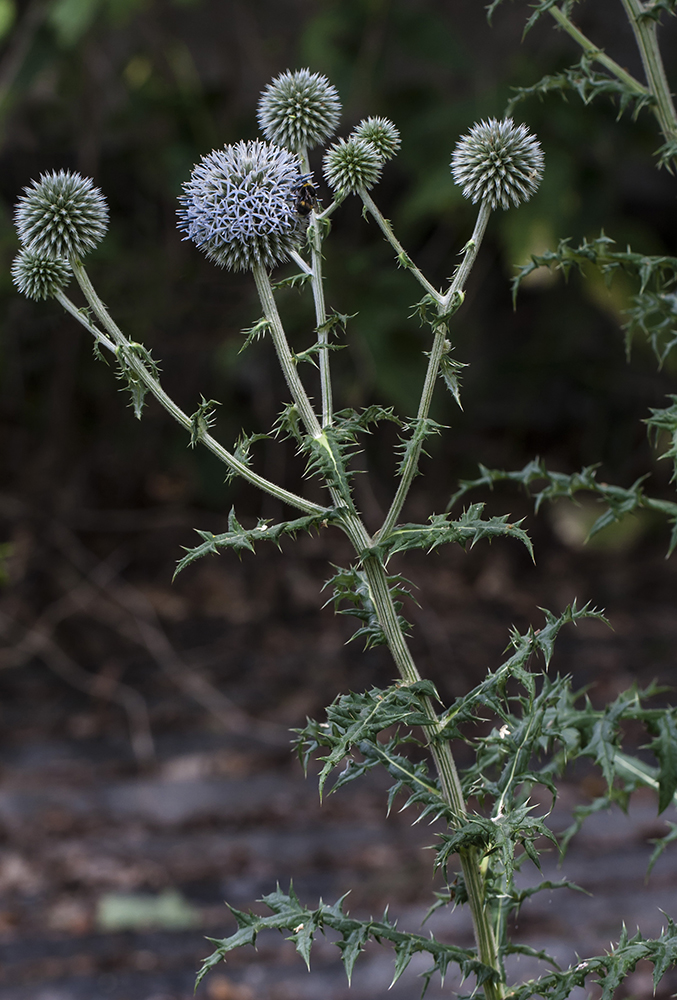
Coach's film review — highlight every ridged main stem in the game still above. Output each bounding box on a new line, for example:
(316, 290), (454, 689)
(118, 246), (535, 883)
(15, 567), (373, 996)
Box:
(360, 554), (504, 999)
(619, 0), (677, 144)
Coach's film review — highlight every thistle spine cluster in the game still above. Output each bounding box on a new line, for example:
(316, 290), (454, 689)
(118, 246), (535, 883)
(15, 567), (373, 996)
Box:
(451, 118), (544, 210)
(350, 117), (401, 162)
(177, 140), (308, 272)
(11, 248), (72, 300)
(14, 170), (108, 260)
(323, 137), (382, 194)
(257, 69), (341, 152)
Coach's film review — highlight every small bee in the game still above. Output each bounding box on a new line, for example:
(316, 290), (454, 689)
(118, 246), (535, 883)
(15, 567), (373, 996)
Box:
(294, 179), (318, 217)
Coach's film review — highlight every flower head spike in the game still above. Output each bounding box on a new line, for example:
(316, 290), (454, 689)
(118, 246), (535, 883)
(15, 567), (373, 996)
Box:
(323, 137), (382, 195)
(351, 117), (401, 162)
(178, 140), (308, 271)
(257, 69), (341, 152)
(14, 170), (108, 259)
(11, 249), (71, 300)
(451, 118), (544, 210)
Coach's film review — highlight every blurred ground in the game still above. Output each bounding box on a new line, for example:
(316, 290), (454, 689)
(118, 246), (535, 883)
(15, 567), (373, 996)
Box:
(1, 492), (677, 1000)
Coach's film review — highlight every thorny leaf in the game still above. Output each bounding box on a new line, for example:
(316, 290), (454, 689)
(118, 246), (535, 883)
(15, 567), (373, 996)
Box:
(450, 459), (677, 556)
(174, 507), (336, 575)
(376, 504), (533, 562)
(505, 53), (653, 120)
(196, 886), (494, 992)
(188, 396), (220, 447)
(115, 341), (160, 420)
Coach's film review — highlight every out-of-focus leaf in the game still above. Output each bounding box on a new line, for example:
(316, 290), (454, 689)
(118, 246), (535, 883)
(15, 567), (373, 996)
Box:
(48, 0), (102, 46)
(0, 0), (16, 41)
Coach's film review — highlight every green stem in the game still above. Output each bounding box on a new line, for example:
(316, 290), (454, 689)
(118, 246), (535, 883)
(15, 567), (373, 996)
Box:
(250, 254), (502, 992)
(310, 219), (333, 428)
(548, 5), (649, 98)
(300, 148), (334, 427)
(443, 198), (492, 310)
(618, 0), (677, 142)
(66, 270), (326, 518)
(379, 199), (492, 538)
(359, 188), (443, 303)
(252, 263), (323, 439)
(360, 554), (504, 998)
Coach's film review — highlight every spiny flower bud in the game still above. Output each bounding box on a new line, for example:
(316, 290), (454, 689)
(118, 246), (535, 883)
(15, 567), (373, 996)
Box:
(323, 137), (382, 194)
(11, 249), (71, 300)
(451, 118), (544, 210)
(257, 69), (341, 152)
(178, 140), (308, 272)
(14, 170), (108, 259)
(351, 117), (400, 162)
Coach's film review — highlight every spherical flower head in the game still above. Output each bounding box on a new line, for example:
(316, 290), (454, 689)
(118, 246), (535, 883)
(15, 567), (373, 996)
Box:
(451, 118), (544, 210)
(350, 117), (400, 162)
(11, 248), (71, 300)
(323, 137), (382, 195)
(257, 69), (341, 152)
(14, 170), (108, 259)
(178, 140), (308, 272)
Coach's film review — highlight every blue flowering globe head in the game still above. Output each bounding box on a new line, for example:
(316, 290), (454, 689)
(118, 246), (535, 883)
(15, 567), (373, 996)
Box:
(178, 140), (308, 271)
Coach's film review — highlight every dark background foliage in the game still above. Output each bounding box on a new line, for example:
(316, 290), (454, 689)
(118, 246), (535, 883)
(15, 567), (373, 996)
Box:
(3, 0), (677, 523)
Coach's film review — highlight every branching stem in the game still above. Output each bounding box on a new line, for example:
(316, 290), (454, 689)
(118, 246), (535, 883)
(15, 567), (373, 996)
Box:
(618, 0), (677, 143)
(548, 5), (649, 98)
(252, 262), (323, 439)
(359, 188), (443, 303)
(67, 267), (325, 518)
(70, 212), (502, 995)
(379, 199), (492, 538)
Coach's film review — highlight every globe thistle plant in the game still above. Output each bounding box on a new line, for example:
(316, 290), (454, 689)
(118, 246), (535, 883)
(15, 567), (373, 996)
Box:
(11, 248), (71, 300)
(323, 137), (382, 194)
(351, 116), (401, 162)
(177, 140), (308, 272)
(257, 69), (341, 152)
(14, 170), (108, 260)
(451, 118), (544, 210)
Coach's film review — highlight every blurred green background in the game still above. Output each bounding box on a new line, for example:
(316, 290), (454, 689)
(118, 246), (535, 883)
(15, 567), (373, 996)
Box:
(1, 0), (677, 529)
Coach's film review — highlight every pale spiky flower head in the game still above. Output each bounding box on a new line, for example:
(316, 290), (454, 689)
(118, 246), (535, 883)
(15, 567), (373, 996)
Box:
(451, 118), (544, 210)
(14, 170), (108, 259)
(257, 69), (341, 152)
(11, 248), (71, 300)
(178, 140), (308, 272)
(351, 117), (401, 162)
(323, 137), (382, 194)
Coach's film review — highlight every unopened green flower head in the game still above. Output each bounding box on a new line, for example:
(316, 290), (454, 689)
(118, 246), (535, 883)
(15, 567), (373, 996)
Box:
(257, 69), (341, 152)
(14, 170), (108, 259)
(351, 117), (400, 162)
(11, 248), (71, 300)
(451, 118), (544, 210)
(178, 140), (308, 272)
(323, 137), (382, 194)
